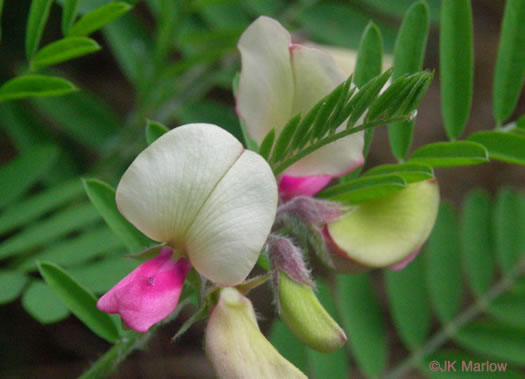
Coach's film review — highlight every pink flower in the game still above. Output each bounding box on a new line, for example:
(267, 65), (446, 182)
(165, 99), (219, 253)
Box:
(97, 124), (278, 332)
(97, 247), (191, 332)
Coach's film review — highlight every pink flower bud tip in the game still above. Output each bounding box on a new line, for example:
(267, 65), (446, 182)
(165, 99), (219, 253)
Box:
(97, 247), (191, 333)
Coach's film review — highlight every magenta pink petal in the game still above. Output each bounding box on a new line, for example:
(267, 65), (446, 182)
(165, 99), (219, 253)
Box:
(278, 175), (333, 200)
(97, 247), (191, 332)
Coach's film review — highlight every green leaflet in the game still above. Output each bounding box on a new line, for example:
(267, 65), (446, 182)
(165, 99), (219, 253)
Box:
(363, 162), (434, 184)
(0, 144), (58, 209)
(22, 280), (70, 323)
(0, 179), (83, 234)
(38, 261), (120, 342)
(425, 204), (463, 322)
(454, 321), (525, 365)
(145, 120), (169, 145)
(68, 2), (132, 36)
(69, 257), (138, 294)
(102, 11), (153, 85)
(493, 0), (525, 124)
(493, 188), (520, 273)
(336, 273), (387, 376)
(31, 37), (101, 69)
(0, 203), (100, 260)
(460, 189), (494, 297)
(270, 320), (309, 375)
(354, 22), (383, 165)
(384, 254), (431, 350)
(298, 2), (396, 51)
(354, 22), (383, 88)
(439, 0), (473, 139)
(0, 271), (28, 304)
(409, 141), (488, 167)
(33, 92), (121, 153)
(82, 179), (154, 253)
(176, 100), (244, 143)
(16, 227), (123, 273)
(0, 75), (77, 101)
(469, 131), (525, 165)
(25, 0), (53, 60)
(388, 1), (430, 159)
(61, 0), (80, 35)
(318, 174), (406, 203)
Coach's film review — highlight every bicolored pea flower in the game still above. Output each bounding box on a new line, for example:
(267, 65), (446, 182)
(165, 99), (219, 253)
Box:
(325, 180), (440, 272)
(206, 287), (306, 379)
(237, 16), (364, 200)
(97, 124), (278, 332)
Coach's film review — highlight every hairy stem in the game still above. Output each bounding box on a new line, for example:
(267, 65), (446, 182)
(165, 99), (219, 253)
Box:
(384, 258), (525, 379)
(274, 116), (410, 176)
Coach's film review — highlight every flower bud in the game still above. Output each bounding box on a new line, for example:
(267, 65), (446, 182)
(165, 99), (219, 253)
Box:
(206, 287), (306, 379)
(278, 271), (347, 353)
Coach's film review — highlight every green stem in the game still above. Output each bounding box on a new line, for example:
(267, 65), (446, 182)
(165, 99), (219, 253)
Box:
(79, 328), (157, 378)
(274, 116), (410, 176)
(384, 258), (525, 379)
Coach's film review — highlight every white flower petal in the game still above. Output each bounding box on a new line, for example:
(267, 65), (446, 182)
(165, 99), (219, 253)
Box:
(116, 123), (245, 244)
(186, 150), (278, 286)
(285, 45), (364, 177)
(237, 16), (294, 143)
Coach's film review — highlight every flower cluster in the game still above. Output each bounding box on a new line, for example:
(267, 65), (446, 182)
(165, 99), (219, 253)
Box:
(96, 16), (439, 378)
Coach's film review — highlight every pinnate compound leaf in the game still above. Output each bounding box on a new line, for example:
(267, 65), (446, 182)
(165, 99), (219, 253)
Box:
(493, 0), (525, 124)
(410, 141), (488, 167)
(31, 37), (101, 69)
(440, 0), (473, 139)
(25, 0), (53, 59)
(38, 261), (120, 342)
(68, 2), (132, 36)
(425, 203), (463, 323)
(0, 75), (77, 101)
(469, 131), (525, 165)
(82, 179), (154, 252)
